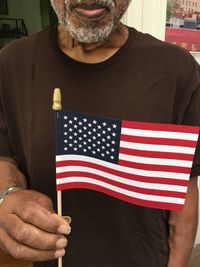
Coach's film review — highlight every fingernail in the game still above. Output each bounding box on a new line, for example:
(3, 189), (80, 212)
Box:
(54, 249), (65, 258)
(57, 225), (71, 235)
(56, 238), (67, 249)
(62, 216), (72, 224)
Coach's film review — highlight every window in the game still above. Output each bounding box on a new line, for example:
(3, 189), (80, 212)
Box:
(166, 0), (200, 52)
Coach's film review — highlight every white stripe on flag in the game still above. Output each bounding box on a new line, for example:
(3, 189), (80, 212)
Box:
(56, 177), (185, 205)
(56, 155), (189, 180)
(56, 165), (188, 193)
(120, 141), (196, 154)
(118, 153), (193, 167)
(121, 127), (199, 141)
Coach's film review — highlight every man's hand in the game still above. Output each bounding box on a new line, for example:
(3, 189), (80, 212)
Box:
(0, 189), (71, 261)
(168, 176), (199, 267)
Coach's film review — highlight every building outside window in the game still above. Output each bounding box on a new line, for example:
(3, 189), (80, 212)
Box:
(166, 0), (200, 51)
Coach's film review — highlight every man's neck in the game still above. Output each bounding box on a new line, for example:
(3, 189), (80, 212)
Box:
(57, 23), (129, 64)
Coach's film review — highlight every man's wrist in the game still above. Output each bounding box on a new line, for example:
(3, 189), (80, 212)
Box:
(0, 157), (28, 190)
(0, 185), (25, 204)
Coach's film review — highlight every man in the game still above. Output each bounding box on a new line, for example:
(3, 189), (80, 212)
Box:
(0, 0), (199, 266)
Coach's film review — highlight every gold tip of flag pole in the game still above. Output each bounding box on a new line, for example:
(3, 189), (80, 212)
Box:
(53, 88), (62, 111)
(52, 88), (63, 267)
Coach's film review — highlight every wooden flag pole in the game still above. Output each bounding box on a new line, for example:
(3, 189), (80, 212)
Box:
(52, 88), (63, 267)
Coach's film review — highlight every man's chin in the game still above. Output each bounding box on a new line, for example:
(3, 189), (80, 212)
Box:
(65, 23), (114, 44)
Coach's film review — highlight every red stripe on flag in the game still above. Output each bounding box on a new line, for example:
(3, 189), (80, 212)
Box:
(119, 147), (194, 161)
(122, 120), (200, 134)
(120, 134), (197, 147)
(56, 160), (189, 186)
(56, 183), (184, 211)
(56, 171), (186, 198)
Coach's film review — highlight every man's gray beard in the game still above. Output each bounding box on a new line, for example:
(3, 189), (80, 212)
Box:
(65, 19), (115, 44)
(50, 0), (127, 43)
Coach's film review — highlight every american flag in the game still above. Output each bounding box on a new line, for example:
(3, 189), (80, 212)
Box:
(55, 111), (199, 211)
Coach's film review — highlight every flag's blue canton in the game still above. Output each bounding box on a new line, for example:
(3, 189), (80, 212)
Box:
(56, 111), (122, 164)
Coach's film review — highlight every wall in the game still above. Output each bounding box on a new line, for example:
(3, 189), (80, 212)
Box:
(191, 52), (200, 64)
(40, 0), (58, 29)
(0, 0), (42, 34)
(123, 0), (167, 40)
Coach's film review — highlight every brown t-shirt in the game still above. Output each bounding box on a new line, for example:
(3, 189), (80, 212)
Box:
(0, 26), (200, 267)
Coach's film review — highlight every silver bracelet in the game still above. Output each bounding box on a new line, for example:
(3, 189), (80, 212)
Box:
(0, 185), (23, 204)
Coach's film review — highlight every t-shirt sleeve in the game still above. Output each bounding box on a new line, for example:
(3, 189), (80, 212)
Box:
(0, 102), (14, 157)
(0, 50), (14, 157)
(179, 59), (200, 177)
(191, 135), (200, 177)
(189, 84), (200, 177)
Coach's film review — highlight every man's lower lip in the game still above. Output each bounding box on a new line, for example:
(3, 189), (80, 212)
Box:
(75, 7), (106, 19)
